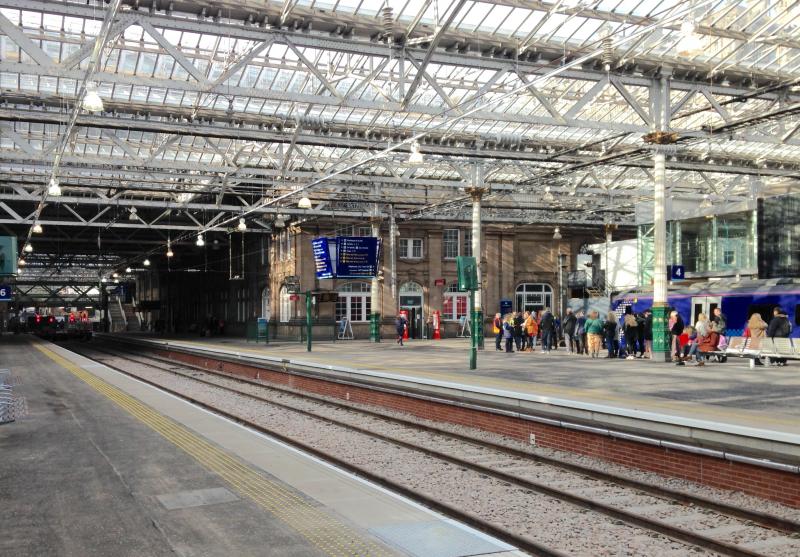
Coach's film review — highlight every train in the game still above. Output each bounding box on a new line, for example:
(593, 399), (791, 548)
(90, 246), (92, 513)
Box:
(610, 278), (799, 338)
(8, 308), (96, 340)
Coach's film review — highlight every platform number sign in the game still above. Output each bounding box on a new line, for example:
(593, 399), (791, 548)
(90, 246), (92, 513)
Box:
(0, 284), (12, 301)
(670, 265), (685, 281)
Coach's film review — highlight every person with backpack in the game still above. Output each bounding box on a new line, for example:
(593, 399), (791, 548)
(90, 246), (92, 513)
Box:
(603, 311), (619, 358)
(513, 312), (525, 352)
(539, 308), (555, 353)
(623, 307), (639, 360)
(502, 315), (515, 353)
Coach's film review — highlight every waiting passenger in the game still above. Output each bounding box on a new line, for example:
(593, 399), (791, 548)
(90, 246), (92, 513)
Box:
(395, 313), (408, 346)
(492, 313), (503, 351)
(513, 312), (524, 351)
(539, 308), (555, 353)
(563, 308), (577, 354)
(712, 307), (727, 336)
(669, 310), (685, 362)
(585, 311), (604, 358)
(503, 315), (515, 353)
(746, 312), (767, 348)
(694, 327), (720, 366)
(767, 307), (792, 366)
(643, 309), (653, 359)
(575, 311), (587, 355)
(524, 311), (538, 351)
(623, 307), (639, 360)
(604, 311), (619, 358)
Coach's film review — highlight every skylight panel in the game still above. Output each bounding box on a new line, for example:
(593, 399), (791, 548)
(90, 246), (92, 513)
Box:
(457, 2), (492, 32)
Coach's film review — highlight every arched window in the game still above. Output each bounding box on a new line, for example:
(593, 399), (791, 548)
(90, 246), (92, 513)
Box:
(261, 287), (270, 320)
(515, 283), (553, 313)
(336, 281), (371, 322)
(279, 286), (294, 323)
(442, 284), (469, 321)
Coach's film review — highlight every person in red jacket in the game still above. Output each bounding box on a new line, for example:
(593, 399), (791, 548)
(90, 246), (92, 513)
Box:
(694, 330), (720, 366)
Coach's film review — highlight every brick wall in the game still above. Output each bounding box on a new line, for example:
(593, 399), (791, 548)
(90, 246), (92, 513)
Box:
(157, 348), (800, 509)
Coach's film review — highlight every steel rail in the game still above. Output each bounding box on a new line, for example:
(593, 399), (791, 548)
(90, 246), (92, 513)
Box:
(72, 343), (794, 557)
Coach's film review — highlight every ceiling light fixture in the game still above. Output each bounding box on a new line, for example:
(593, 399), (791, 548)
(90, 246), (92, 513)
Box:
(274, 216), (286, 228)
(32, 223), (43, 234)
(196, 233), (205, 247)
(128, 206), (138, 220)
(700, 194), (713, 209)
(297, 196), (312, 210)
(553, 227), (562, 240)
(18, 258), (26, 266)
(408, 141), (424, 164)
(237, 217), (247, 231)
(24, 243), (33, 253)
(143, 258), (150, 266)
(166, 242), (174, 258)
(125, 267), (132, 273)
(48, 177), (62, 197)
(676, 20), (704, 57)
(112, 272), (119, 278)
(82, 81), (104, 112)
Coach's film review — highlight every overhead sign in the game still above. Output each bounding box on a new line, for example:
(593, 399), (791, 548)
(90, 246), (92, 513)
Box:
(0, 284), (12, 301)
(335, 236), (380, 278)
(0, 236), (18, 276)
(311, 237), (334, 279)
(670, 265), (685, 281)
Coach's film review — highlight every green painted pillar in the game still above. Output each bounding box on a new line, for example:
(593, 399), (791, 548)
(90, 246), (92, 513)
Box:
(469, 290), (477, 370)
(472, 309), (483, 354)
(306, 291), (312, 352)
(369, 312), (381, 342)
(651, 305), (671, 362)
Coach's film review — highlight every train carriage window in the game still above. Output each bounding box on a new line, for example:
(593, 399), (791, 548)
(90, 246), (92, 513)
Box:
(747, 304), (775, 324)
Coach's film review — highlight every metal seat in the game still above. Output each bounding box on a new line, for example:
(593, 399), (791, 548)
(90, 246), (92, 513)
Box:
(726, 336), (747, 352)
(772, 338), (795, 358)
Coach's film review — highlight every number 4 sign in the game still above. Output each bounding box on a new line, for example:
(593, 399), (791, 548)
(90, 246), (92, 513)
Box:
(670, 265), (685, 281)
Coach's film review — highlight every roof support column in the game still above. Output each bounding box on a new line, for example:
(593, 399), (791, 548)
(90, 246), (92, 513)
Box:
(466, 163), (487, 351)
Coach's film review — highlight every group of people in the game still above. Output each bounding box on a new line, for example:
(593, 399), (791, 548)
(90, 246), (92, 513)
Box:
(491, 307), (655, 358)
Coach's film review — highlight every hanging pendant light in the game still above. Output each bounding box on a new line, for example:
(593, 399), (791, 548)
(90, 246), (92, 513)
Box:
(297, 196), (312, 209)
(32, 222), (43, 234)
(82, 81), (104, 112)
(408, 141), (424, 164)
(48, 177), (62, 197)
(18, 258), (26, 266)
(143, 258), (150, 267)
(125, 267), (132, 273)
(24, 243), (33, 253)
(196, 233), (205, 247)
(128, 206), (138, 221)
(237, 217), (247, 231)
(166, 242), (174, 258)
(552, 227), (562, 240)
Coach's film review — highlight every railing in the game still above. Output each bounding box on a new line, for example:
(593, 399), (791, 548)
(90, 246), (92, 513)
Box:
(567, 269), (606, 291)
(0, 369), (25, 424)
(116, 296), (128, 329)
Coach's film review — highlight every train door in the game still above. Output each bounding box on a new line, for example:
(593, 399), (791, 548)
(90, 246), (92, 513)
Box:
(399, 282), (424, 339)
(690, 296), (722, 324)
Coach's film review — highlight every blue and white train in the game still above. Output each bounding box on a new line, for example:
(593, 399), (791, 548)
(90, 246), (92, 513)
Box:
(611, 278), (799, 338)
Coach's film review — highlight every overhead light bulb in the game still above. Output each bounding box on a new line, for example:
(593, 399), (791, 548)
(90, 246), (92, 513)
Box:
(196, 234), (205, 247)
(128, 206), (138, 220)
(48, 177), (61, 197)
(125, 267), (132, 273)
(112, 272), (119, 278)
(24, 243), (33, 253)
(408, 141), (424, 164)
(166, 244), (174, 258)
(553, 227), (562, 240)
(18, 258), (25, 266)
(700, 194), (713, 209)
(82, 81), (104, 112)
(676, 20), (704, 57)
(143, 258), (150, 266)
(274, 216), (286, 228)
(237, 217), (247, 231)
(32, 222), (43, 233)
(114, 279), (119, 284)
(297, 196), (312, 210)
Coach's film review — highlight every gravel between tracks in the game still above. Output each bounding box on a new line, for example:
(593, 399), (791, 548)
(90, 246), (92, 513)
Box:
(76, 344), (800, 556)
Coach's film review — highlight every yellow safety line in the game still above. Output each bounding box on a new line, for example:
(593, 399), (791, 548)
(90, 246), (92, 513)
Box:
(171, 339), (800, 429)
(34, 343), (394, 557)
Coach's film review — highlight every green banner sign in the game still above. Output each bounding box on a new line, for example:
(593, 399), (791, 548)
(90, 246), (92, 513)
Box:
(0, 236), (18, 276)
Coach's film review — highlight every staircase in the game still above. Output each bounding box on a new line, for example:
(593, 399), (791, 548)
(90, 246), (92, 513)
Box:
(108, 298), (126, 332)
(121, 303), (139, 330)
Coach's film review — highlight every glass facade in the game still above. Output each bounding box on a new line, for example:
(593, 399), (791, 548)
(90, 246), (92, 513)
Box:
(759, 194), (800, 279)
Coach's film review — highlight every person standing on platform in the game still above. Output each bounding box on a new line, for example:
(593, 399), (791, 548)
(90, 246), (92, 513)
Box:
(643, 309), (653, 359)
(525, 311), (538, 351)
(747, 312), (767, 344)
(623, 308), (639, 360)
(513, 312), (524, 352)
(539, 308), (555, 353)
(576, 310), (587, 355)
(492, 313), (503, 351)
(604, 311), (619, 358)
(767, 307), (792, 365)
(395, 313), (408, 346)
(585, 311), (604, 358)
(563, 308), (577, 354)
(503, 315), (515, 353)
(712, 307), (727, 336)
(669, 310), (685, 361)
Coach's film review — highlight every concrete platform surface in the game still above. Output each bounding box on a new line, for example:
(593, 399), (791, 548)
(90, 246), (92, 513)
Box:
(0, 335), (521, 557)
(113, 334), (800, 444)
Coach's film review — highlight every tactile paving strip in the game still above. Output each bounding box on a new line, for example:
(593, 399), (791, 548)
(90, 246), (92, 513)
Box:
(35, 343), (397, 557)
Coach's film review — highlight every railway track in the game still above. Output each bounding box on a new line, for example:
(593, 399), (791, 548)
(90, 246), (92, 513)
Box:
(67, 341), (800, 557)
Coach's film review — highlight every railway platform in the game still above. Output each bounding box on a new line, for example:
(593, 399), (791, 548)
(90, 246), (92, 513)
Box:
(95, 333), (800, 509)
(0, 335), (521, 557)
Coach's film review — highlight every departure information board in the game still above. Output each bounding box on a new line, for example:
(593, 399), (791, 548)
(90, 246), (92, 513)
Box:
(311, 237), (334, 279)
(336, 236), (379, 278)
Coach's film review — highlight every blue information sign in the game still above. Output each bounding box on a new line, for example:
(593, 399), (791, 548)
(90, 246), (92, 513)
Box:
(670, 265), (685, 281)
(311, 237), (334, 279)
(336, 236), (379, 278)
(0, 284), (12, 301)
